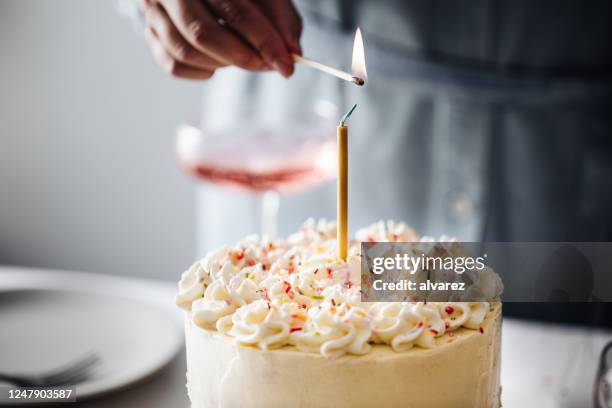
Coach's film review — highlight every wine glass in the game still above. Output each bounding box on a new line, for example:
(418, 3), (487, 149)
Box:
(176, 99), (338, 244)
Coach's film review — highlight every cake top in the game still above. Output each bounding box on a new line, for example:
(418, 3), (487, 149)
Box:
(177, 219), (502, 358)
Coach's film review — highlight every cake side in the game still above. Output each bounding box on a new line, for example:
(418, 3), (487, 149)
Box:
(185, 302), (501, 408)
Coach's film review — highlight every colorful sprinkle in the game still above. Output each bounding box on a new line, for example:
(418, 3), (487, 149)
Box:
(312, 295), (324, 300)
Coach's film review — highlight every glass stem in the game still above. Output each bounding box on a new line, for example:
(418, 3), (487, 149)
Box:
(261, 190), (280, 239)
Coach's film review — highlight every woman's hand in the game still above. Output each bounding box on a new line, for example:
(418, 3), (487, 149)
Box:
(139, 0), (302, 80)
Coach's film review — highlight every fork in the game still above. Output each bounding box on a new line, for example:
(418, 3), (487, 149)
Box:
(0, 353), (100, 387)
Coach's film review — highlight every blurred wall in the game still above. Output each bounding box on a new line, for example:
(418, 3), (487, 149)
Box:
(0, 0), (201, 279)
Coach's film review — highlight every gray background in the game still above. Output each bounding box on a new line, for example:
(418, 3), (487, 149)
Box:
(0, 0), (200, 279)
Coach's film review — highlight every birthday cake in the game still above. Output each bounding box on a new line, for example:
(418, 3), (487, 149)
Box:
(177, 220), (503, 408)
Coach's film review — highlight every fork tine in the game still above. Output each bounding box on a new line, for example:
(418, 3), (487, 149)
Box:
(44, 358), (97, 385)
(45, 354), (99, 383)
(41, 352), (96, 374)
(43, 353), (98, 377)
(42, 353), (100, 385)
(51, 369), (93, 387)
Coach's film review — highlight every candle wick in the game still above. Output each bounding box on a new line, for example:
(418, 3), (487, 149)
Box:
(339, 104), (358, 126)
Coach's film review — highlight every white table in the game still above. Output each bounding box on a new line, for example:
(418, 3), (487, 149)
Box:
(1, 266), (610, 407)
(502, 319), (610, 407)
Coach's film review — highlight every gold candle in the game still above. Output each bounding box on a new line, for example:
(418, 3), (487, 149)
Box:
(337, 104), (357, 260)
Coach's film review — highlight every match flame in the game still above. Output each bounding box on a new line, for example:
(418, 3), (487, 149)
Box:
(351, 27), (367, 83)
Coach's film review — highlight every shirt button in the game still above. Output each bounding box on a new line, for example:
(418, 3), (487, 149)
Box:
(447, 189), (474, 220)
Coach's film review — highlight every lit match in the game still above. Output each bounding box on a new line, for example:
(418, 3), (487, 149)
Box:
(293, 28), (367, 86)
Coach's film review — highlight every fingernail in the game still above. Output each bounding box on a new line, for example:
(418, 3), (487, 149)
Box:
(272, 60), (293, 78)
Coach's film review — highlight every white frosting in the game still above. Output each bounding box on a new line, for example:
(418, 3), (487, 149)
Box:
(355, 220), (419, 243)
(294, 305), (372, 358)
(177, 219), (502, 357)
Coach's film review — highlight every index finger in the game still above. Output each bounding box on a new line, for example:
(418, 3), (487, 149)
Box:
(206, 0), (295, 77)
(159, 0), (266, 71)
(259, 0), (303, 55)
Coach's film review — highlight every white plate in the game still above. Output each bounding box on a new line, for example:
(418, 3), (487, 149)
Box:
(0, 273), (183, 400)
